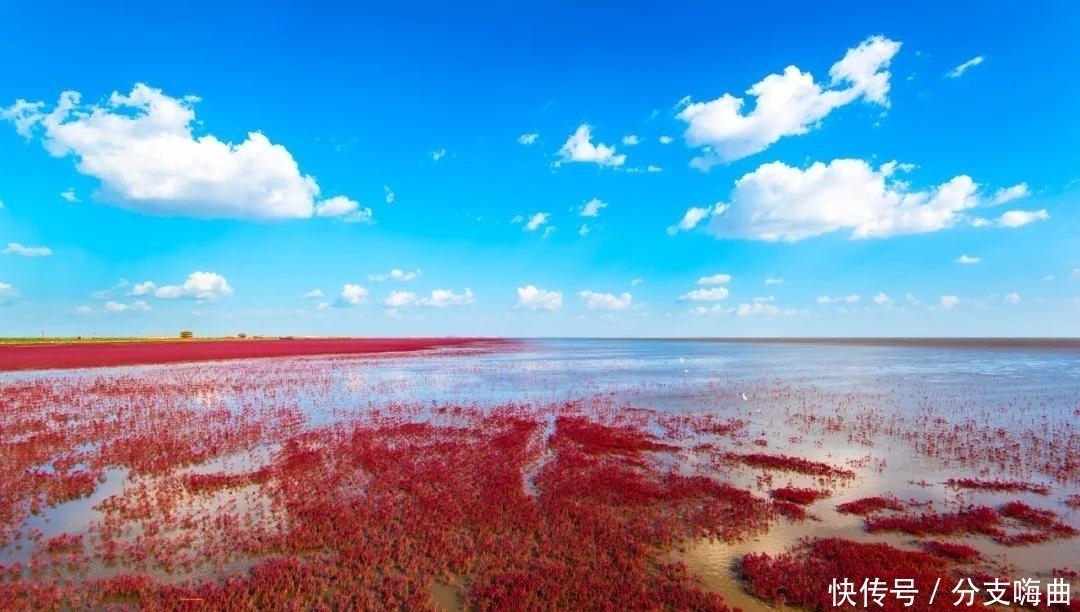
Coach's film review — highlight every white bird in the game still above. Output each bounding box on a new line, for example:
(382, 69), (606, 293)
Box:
(741, 393), (749, 401)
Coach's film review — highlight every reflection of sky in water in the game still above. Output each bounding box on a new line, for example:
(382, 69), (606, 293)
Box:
(285, 341), (1080, 420)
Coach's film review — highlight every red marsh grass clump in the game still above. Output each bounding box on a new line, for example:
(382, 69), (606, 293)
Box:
(864, 501), (1078, 547)
(946, 478), (1052, 495)
(836, 495), (906, 515)
(920, 540), (981, 563)
(722, 452), (855, 479)
(770, 486), (830, 505)
(1065, 494), (1080, 509)
(740, 537), (963, 611)
(865, 505), (1005, 539)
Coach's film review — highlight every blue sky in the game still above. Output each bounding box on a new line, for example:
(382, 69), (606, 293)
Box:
(1, 1), (1078, 337)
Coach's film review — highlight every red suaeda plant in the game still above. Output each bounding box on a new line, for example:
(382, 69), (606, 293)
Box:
(836, 495), (905, 515)
(920, 540), (981, 563)
(770, 486), (829, 505)
(865, 506), (1005, 539)
(1065, 494), (1080, 509)
(946, 478), (1052, 495)
(741, 537), (964, 611)
(997, 500), (1078, 543)
(723, 452), (855, 478)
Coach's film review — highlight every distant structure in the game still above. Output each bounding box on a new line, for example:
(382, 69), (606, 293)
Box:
(179, 330), (194, 339)
(237, 333), (247, 339)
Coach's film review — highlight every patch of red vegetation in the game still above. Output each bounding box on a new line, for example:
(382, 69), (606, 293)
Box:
(770, 486), (830, 505)
(996, 500), (1079, 544)
(180, 469), (271, 494)
(773, 500), (810, 521)
(549, 415), (678, 455)
(836, 495), (905, 515)
(946, 478), (1052, 496)
(865, 506), (1005, 539)
(1065, 494), (1080, 509)
(723, 452), (855, 478)
(0, 337), (511, 372)
(865, 501), (1079, 547)
(920, 540), (981, 563)
(741, 537), (963, 611)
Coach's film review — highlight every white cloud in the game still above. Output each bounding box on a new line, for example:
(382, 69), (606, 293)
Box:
(647, 165), (662, 173)
(60, 188), (79, 202)
(338, 284), (369, 307)
(424, 288), (475, 307)
(515, 285), (562, 311)
(154, 272), (232, 301)
(368, 269), (421, 282)
(1003, 292), (1021, 304)
(946, 56), (984, 79)
(818, 294), (859, 304)
(385, 291), (419, 308)
(630, 278), (644, 286)
(301, 288), (324, 299)
(578, 224), (590, 237)
(681, 287), (729, 301)
(690, 304), (732, 316)
(940, 295), (960, 310)
(956, 254), (980, 264)
(658, 136), (673, 145)
(524, 212), (550, 231)
(555, 125), (626, 167)
(736, 302), (797, 316)
(3, 243), (52, 257)
(696, 273), (732, 285)
(542, 226), (555, 239)
(384, 186), (395, 204)
(314, 196), (373, 223)
(667, 202), (728, 235)
(622, 135), (640, 146)
(518, 133), (538, 145)
(684, 159), (1020, 241)
(872, 292), (891, 305)
(1072, 269), (1080, 279)
(997, 209), (1049, 228)
(0, 282), (20, 304)
(91, 279), (129, 300)
(431, 148), (447, 161)
(105, 300), (150, 313)
(129, 281), (157, 296)
(677, 35), (902, 168)
(0, 198), (4, 208)
(1, 84), (364, 222)
(580, 198), (607, 217)
(74, 305), (93, 314)
(765, 277), (785, 285)
(579, 290), (632, 311)
(990, 183), (1029, 205)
